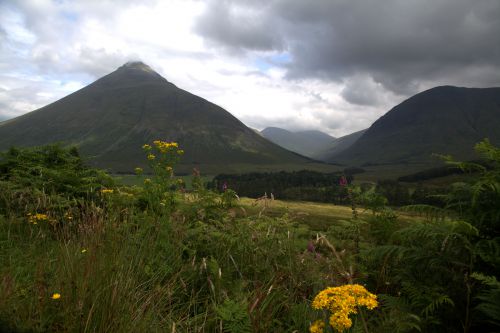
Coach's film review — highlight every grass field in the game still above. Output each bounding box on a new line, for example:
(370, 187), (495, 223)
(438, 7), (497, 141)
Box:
(238, 197), (419, 231)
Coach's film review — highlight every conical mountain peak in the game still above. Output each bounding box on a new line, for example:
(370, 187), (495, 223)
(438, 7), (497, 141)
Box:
(120, 61), (156, 73)
(96, 61), (169, 87)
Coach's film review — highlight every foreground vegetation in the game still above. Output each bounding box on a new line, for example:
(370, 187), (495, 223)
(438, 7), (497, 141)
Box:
(0, 140), (499, 332)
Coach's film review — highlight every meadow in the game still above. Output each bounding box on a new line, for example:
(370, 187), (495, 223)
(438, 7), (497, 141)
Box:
(0, 140), (499, 332)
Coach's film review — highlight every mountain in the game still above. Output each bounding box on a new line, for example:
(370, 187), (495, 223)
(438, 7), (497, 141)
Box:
(329, 86), (500, 166)
(297, 130), (336, 143)
(0, 62), (320, 173)
(313, 129), (367, 161)
(261, 127), (335, 157)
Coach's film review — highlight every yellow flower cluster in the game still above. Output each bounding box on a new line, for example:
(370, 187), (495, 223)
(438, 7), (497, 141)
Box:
(27, 213), (48, 225)
(100, 188), (114, 194)
(153, 140), (178, 153)
(311, 284), (378, 332)
(147, 154), (156, 160)
(310, 320), (325, 333)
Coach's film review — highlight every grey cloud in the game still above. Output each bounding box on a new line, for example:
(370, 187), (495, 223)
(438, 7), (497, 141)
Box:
(195, 0), (500, 97)
(194, 0), (284, 52)
(341, 75), (384, 106)
(317, 111), (373, 137)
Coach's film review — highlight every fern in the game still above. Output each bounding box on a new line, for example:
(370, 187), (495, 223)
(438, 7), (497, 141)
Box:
(421, 294), (454, 318)
(215, 299), (252, 333)
(472, 273), (500, 328)
(471, 272), (499, 287)
(373, 294), (422, 333)
(475, 238), (500, 267)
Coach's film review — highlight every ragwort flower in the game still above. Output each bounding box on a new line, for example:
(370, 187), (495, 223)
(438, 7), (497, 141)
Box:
(311, 284), (378, 332)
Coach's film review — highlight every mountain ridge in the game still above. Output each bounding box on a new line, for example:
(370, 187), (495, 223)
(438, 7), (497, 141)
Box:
(329, 85), (500, 166)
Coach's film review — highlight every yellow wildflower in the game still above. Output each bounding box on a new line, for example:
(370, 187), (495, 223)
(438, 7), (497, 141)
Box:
(177, 149), (184, 155)
(144, 178), (152, 185)
(311, 284), (378, 332)
(142, 144), (152, 151)
(29, 213), (48, 224)
(81, 249), (87, 254)
(51, 293), (61, 300)
(310, 320), (325, 333)
(135, 167), (143, 175)
(101, 188), (114, 194)
(147, 154), (155, 160)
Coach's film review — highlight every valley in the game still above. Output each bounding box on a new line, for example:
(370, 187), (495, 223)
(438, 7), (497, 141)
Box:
(2, 0), (500, 331)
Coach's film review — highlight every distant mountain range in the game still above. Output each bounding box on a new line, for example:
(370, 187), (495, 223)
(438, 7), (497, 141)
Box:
(312, 129), (367, 161)
(328, 86), (500, 166)
(261, 127), (335, 157)
(0, 62), (322, 173)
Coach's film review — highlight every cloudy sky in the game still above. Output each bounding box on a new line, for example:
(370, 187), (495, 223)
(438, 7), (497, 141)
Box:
(1, 0), (499, 136)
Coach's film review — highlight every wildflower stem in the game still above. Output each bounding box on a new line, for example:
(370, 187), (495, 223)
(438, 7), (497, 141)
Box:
(359, 307), (370, 333)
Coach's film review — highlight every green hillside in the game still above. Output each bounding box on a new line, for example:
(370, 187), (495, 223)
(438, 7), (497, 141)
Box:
(0, 62), (324, 173)
(313, 129), (367, 161)
(329, 86), (500, 167)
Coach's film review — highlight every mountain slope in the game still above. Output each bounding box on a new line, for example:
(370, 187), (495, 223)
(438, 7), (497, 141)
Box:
(313, 129), (367, 161)
(0, 62), (315, 173)
(261, 127), (335, 157)
(330, 86), (500, 166)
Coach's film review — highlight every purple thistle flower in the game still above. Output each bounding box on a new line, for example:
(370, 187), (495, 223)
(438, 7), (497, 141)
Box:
(222, 182), (228, 191)
(339, 175), (348, 187)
